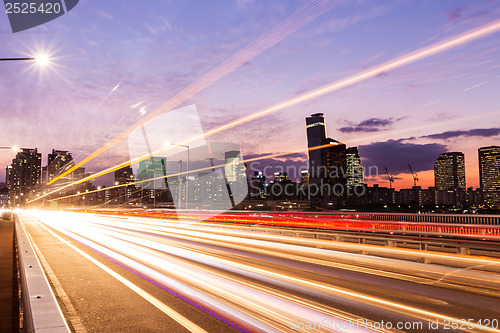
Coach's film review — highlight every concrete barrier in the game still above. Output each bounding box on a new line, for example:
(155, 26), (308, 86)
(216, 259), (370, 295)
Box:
(15, 215), (69, 333)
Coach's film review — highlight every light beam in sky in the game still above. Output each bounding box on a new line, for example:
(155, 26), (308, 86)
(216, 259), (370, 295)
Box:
(45, 17), (500, 192)
(47, 0), (344, 185)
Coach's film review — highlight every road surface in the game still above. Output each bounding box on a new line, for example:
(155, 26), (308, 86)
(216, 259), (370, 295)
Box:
(18, 210), (500, 332)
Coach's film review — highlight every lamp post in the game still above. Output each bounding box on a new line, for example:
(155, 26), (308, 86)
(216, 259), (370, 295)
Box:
(1, 55), (49, 64)
(0, 146), (19, 152)
(0, 57), (35, 62)
(164, 142), (190, 210)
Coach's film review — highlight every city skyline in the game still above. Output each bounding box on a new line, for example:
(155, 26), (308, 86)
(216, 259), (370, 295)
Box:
(1, 1), (500, 190)
(4, 141), (499, 193)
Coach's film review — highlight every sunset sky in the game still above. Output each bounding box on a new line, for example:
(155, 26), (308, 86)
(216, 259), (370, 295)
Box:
(1, 0), (499, 189)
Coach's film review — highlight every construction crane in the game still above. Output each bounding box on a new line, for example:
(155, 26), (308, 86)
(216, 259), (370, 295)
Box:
(408, 164), (419, 187)
(384, 167), (394, 189)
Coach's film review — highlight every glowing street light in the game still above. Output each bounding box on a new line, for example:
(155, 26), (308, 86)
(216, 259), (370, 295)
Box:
(0, 146), (19, 152)
(35, 54), (50, 66)
(0, 54), (51, 65)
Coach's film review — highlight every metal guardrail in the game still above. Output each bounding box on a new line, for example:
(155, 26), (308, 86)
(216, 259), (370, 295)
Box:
(71, 209), (500, 240)
(15, 215), (69, 333)
(73, 209), (500, 258)
(244, 225), (500, 261)
(331, 211), (500, 225)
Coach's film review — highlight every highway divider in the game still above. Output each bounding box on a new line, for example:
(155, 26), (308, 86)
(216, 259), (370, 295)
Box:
(15, 214), (70, 333)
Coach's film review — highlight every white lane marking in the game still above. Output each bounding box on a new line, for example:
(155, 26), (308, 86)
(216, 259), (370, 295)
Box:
(32, 217), (209, 333)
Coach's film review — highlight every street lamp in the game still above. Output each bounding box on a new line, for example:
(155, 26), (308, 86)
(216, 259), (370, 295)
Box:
(0, 146), (19, 152)
(34, 54), (50, 66)
(0, 57), (35, 62)
(0, 55), (50, 65)
(164, 142), (190, 210)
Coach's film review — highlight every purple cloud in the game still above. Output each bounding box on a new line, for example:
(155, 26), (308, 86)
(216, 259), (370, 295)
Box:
(243, 152), (308, 181)
(447, 7), (466, 21)
(421, 128), (500, 140)
(358, 139), (446, 174)
(339, 117), (396, 133)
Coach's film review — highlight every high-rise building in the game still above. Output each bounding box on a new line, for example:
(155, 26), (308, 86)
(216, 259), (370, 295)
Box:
(224, 151), (246, 183)
(250, 171), (266, 199)
(321, 138), (347, 186)
(306, 113), (326, 183)
(224, 151), (248, 206)
(0, 182), (9, 206)
(346, 147), (364, 186)
(46, 149), (74, 183)
(434, 152), (466, 191)
(305, 113), (365, 207)
(5, 166), (12, 191)
(114, 166), (137, 203)
(7, 148), (42, 190)
(299, 170), (309, 186)
(115, 166), (135, 185)
(478, 146), (500, 207)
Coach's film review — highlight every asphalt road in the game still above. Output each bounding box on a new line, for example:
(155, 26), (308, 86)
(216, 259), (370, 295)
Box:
(19, 210), (500, 333)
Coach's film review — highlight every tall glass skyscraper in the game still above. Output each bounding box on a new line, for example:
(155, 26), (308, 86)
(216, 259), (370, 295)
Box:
(46, 149), (74, 183)
(321, 138), (347, 185)
(306, 113), (326, 183)
(305, 113), (364, 207)
(434, 152), (466, 191)
(346, 147), (364, 186)
(479, 146), (500, 206)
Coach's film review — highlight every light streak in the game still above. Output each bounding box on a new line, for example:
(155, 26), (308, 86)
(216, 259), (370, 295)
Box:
(99, 82), (121, 107)
(24, 211), (500, 333)
(461, 80), (488, 92)
(43, 17), (500, 195)
(29, 143), (331, 204)
(199, 17), (500, 138)
(47, 0), (343, 185)
(32, 217), (209, 333)
(27, 212), (384, 332)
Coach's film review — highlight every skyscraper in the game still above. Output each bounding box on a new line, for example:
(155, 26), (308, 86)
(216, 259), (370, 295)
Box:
(305, 113), (365, 207)
(306, 113), (326, 183)
(434, 152), (466, 191)
(346, 147), (364, 186)
(224, 150), (248, 206)
(321, 138), (347, 186)
(7, 148), (42, 193)
(224, 151), (246, 183)
(5, 166), (12, 191)
(115, 166), (135, 185)
(45, 149), (74, 183)
(250, 171), (266, 199)
(478, 146), (500, 207)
